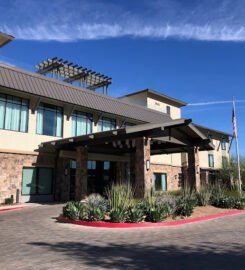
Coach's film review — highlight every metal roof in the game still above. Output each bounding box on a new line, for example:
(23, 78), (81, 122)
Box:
(0, 64), (172, 124)
(119, 88), (187, 107)
(194, 124), (232, 137)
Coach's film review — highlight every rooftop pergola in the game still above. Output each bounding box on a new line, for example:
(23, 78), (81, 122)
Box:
(38, 119), (214, 155)
(35, 57), (112, 94)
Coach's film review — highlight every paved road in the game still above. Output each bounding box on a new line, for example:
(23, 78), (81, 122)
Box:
(0, 205), (244, 270)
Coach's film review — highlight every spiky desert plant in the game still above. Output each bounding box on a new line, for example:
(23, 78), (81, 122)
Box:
(85, 193), (108, 221)
(105, 183), (134, 223)
(196, 185), (212, 206)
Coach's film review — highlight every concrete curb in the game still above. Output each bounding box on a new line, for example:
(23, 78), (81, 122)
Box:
(57, 209), (245, 228)
(0, 206), (28, 213)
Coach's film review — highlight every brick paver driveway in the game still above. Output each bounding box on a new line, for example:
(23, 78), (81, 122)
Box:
(0, 205), (244, 270)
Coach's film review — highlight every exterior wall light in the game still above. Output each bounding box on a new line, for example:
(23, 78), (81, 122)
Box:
(146, 160), (150, 171)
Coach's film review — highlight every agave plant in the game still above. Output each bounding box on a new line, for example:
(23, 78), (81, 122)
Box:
(141, 190), (169, 222)
(127, 203), (145, 223)
(63, 201), (85, 220)
(85, 194), (108, 221)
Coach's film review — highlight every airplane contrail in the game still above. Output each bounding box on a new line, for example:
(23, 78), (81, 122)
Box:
(188, 100), (245, 106)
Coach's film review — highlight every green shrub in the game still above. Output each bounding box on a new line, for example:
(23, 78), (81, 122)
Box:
(127, 203), (145, 223)
(174, 196), (195, 217)
(5, 196), (14, 205)
(216, 197), (236, 208)
(85, 194), (107, 221)
(106, 183), (133, 223)
(210, 183), (226, 205)
(63, 201), (85, 220)
(141, 191), (169, 222)
(110, 207), (129, 223)
(155, 193), (177, 216)
(168, 190), (182, 197)
(234, 197), (245, 209)
(196, 186), (212, 206)
(214, 196), (245, 209)
(150, 203), (169, 222)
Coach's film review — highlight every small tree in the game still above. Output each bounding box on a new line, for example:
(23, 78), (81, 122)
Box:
(219, 156), (245, 191)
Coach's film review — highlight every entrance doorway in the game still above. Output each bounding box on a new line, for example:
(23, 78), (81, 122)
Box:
(69, 160), (117, 199)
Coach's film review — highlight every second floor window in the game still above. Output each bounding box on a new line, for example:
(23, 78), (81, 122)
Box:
(97, 117), (116, 132)
(36, 103), (63, 137)
(166, 105), (171, 115)
(221, 138), (226, 150)
(71, 111), (92, 136)
(0, 93), (29, 132)
(208, 154), (214, 168)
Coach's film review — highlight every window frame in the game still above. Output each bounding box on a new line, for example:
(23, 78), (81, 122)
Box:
(166, 105), (171, 115)
(21, 167), (54, 196)
(208, 154), (214, 168)
(97, 116), (116, 132)
(221, 138), (226, 151)
(0, 93), (29, 133)
(71, 110), (93, 136)
(36, 102), (63, 137)
(153, 172), (167, 191)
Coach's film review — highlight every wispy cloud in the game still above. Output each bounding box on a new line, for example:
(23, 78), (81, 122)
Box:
(1, 0), (245, 42)
(189, 100), (245, 106)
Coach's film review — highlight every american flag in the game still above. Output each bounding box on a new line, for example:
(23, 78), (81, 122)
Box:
(232, 96), (237, 138)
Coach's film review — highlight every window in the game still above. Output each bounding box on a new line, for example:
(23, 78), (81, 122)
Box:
(208, 154), (214, 168)
(87, 160), (96, 170)
(36, 103), (63, 137)
(0, 93), (29, 132)
(221, 138), (226, 150)
(153, 173), (167, 191)
(103, 161), (110, 170)
(71, 111), (92, 136)
(166, 106), (171, 115)
(121, 122), (135, 128)
(208, 134), (213, 142)
(97, 117), (116, 132)
(22, 167), (53, 195)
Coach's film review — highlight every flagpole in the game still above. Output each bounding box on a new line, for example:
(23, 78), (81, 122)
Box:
(232, 97), (242, 195)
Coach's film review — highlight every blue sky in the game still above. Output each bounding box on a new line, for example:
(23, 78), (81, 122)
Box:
(0, 0), (245, 154)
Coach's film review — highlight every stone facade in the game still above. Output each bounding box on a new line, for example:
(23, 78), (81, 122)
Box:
(55, 156), (70, 202)
(134, 137), (151, 197)
(0, 151), (55, 204)
(75, 146), (88, 200)
(187, 147), (201, 191)
(150, 163), (183, 191)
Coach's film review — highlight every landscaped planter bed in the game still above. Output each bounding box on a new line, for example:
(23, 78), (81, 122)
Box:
(57, 208), (245, 228)
(60, 184), (245, 228)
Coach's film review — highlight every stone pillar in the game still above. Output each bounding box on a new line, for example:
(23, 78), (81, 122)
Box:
(75, 146), (88, 200)
(134, 137), (151, 197)
(55, 157), (70, 202)
(200, 170), (209, 186)
(187, 146), (200, 191)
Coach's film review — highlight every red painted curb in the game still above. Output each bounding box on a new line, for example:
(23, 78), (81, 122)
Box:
(57, 210), (245, 228)
(0, 206), (28, 213)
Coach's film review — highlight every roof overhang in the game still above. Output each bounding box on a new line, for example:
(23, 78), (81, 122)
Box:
(38, 119), (214, 155)
(0, 32), (14, 48)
